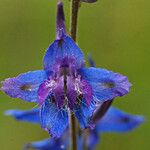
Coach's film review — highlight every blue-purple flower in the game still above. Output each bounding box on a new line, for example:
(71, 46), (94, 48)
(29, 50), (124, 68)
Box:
(5, 107), (144, 150)
(1, 2), (131, 138)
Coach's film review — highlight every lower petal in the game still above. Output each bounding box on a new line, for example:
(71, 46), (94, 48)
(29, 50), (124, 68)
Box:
(73, 99), (96, 129)
(40, 96), (69, 138)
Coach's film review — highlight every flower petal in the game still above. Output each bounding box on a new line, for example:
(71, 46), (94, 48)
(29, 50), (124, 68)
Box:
(87, 130), (99, 150)
(97, 107), (144, 132)
(5, 108), (40, 124)
(43, 35), (84, 71)
(1, 70), (47, 102)
(52, 77), (65, 108)
(67, 77), (78, 109)
(73, 99), (96, 129)
(40, 96), (68, 138)
(80, 79), (93, 106)
(25, 138), (67, 150)
(79, 67), (132, 102)
(38, 81), (50, 105)
(38, 77), (65, 107)
(67, 77), (93, 109)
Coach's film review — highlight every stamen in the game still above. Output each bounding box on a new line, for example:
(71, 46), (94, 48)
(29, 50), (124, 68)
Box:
(46, 80), (56, 88)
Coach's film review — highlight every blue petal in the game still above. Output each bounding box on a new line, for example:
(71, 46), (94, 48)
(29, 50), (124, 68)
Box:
(97, 107), (144, 132)
(73, 99), (96, 129)
(87, 130), (99, 150)
(40, 96), (68, 138)
(5, 108), (40, 124)
(25, 138), (67, 150)
(43, 35), (84, 71)
(1, 70), (47, 102)
(79, 67), (132, 102)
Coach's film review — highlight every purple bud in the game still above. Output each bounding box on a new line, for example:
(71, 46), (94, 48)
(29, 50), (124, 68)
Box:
(56, 1), (66, 40)
(88, 54), (95, 67)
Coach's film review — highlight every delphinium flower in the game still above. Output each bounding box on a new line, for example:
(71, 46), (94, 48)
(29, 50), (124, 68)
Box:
(1, 1), (131, 140)
(5, 106), (144, 150)
(4, 55), (144, 150)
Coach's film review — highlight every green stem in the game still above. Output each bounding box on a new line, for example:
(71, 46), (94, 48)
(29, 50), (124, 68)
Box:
(69, 0), (80, 150)
(70, 0), (80, 41)
(70, 111), (77, 150)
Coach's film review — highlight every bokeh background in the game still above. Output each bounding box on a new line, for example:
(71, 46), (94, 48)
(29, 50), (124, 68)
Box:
(0, 0), (149, 149)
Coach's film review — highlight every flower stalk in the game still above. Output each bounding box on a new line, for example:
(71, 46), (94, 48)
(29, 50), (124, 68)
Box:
(70, 0), (80, 41)
(69, 0), (80, 150)
(69, 111), (77, 150)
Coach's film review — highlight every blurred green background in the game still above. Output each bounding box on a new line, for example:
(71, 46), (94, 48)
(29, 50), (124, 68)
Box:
(0, 0), (149, 149)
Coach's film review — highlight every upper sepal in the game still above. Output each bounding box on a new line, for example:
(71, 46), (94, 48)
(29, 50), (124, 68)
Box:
(78, 130), (99, 150)
(44, 1), (84, 72)
(43, 35), (84, 72)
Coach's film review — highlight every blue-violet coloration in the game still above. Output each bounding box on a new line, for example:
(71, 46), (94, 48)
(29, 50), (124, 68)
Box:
(1, 2), (131, 138)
